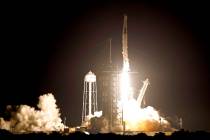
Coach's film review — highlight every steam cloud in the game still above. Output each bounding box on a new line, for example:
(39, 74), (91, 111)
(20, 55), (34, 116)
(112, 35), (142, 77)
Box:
(123, 100), (173, 132)
(0, 93), (64, 133)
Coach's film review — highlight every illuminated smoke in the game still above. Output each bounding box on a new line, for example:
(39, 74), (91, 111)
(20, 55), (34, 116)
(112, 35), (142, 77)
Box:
(119, 64), (173, 132)
(122, 99), (173, 131)
(0, 93), (64, 133)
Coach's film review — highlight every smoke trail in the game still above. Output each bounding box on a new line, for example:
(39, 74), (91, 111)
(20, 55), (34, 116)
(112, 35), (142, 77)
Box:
(0, 93), (64, 133)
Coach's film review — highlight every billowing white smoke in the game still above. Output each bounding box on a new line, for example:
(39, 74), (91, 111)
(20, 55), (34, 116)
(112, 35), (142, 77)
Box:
(0, 93), (65, 133)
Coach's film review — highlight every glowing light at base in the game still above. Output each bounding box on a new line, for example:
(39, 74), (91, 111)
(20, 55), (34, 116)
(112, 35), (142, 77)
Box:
(119, 62), (172, 132)
(122, 100), (171, 131)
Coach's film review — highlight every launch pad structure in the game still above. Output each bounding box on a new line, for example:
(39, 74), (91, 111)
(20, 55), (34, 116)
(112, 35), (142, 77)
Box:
(80, 14), (142, 132)
(80, 14), (153, 133)
(98, 15), (140, 131)
(98, 64), (121, 131)
(98, 64), (139, 132)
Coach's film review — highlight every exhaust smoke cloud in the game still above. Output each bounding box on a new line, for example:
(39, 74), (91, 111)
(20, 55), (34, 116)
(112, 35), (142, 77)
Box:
(0, 93), (64, 133)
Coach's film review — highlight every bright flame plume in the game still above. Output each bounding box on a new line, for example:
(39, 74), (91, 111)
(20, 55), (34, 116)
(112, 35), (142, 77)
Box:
(119, 59), (172, 132)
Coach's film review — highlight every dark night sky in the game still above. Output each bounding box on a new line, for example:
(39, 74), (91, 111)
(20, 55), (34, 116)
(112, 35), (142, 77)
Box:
(0, 1), (210, 131)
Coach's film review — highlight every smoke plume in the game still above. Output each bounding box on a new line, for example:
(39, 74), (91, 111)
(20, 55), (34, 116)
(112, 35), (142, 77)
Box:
(0, 93), (64, 133)
(123, 100), (173, 132)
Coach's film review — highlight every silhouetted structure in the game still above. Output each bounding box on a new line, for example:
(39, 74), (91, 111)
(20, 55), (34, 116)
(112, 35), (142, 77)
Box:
(0, 129), (210, 140)
(98, 63), (121, 132)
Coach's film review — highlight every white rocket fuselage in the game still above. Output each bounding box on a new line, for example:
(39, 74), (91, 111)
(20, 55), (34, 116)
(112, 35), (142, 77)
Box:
(122, 15), (130, 72)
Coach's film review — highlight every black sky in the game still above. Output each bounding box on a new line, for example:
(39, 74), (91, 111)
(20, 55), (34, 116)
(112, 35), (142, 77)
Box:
(0, 1), (210, 131)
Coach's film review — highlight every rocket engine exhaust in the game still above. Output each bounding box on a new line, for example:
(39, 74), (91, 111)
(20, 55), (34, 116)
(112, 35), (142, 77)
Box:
(118, 15), (174, 132)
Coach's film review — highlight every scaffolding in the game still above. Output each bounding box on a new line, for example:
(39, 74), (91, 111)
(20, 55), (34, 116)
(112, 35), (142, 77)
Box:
(98, 64), (122, 131)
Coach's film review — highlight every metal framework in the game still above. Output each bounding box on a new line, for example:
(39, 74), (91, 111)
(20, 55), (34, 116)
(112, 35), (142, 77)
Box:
(82, 71), (98, 124)
(99, 64), (122, 131)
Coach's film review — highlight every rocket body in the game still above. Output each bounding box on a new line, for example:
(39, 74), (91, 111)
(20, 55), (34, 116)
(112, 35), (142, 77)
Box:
(122, 15), (130, 72)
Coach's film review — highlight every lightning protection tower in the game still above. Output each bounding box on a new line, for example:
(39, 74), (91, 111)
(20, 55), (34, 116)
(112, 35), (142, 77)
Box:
(82, 71), (98, 125)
